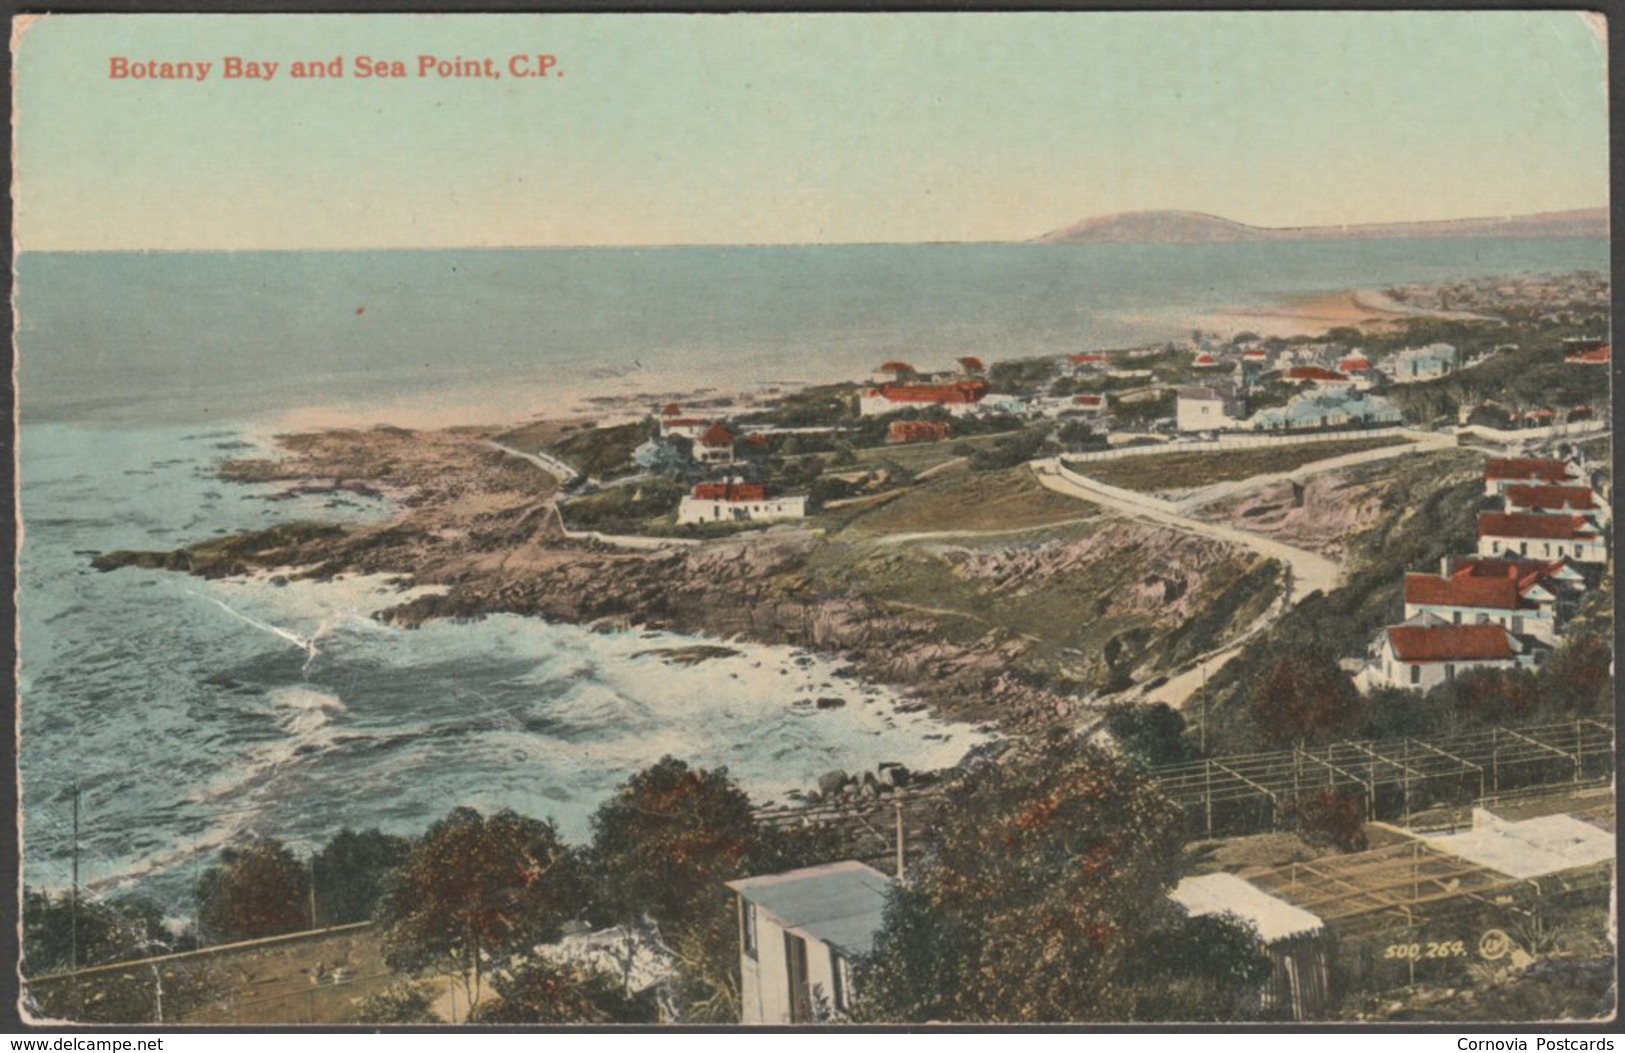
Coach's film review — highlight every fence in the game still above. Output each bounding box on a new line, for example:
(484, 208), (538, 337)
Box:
(1062, 426), (1416, 464)
(1152, 718), (1615, 839)
(22, 922), (386, 1026)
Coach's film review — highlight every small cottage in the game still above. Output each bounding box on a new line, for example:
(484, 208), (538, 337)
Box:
(1169, 872), (1330, 1020)
(727, 861), (893, 1023)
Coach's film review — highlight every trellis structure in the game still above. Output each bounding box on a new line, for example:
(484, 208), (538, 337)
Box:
(753, 787), (950, 878)
(1153, 718), (1614, 837)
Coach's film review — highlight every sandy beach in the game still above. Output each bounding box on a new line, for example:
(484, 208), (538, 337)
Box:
(1187, 288), (1494, 339)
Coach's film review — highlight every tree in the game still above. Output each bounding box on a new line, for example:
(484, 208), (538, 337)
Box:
(311, 827), (411, 926)
(1117, 912), (1274, 1021)
(857, 744), (1268, 1022)
(22, 888), (170, 976)
(468, 959), (655, 1024)
(378, 807), (582, 1008)
(584, 756), (836, 1021)
(1252, 652), (1366, 748)
(1541, 633), (1613, 714)
(347, 981), (442, 1024)
(196, 838), (310, 944)
(1103, 701), (1197, 767)
(586, 757), (758, 935)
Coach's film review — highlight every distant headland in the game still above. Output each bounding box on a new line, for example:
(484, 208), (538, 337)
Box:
(1034, 207), (1608, 245)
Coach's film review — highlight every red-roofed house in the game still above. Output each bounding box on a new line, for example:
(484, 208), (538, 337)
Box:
(1478, 512), (1605, 564)
(1282, 366), (1353, 388)
(1066, 352), (1108, 376)
(1403, 572), (1555, 643)
(1503, 484), (1606, 525)
(660, 416), (713, 441)
(677, 477), (806, 526)
(1193, 351), (1223, 369)
(1483, 457), (1582, 496)
(859, 381), (990, 417)
(1447, 554), (1588, 594)
(1337, 353), (1372, 374)
(696, 422), (738, 464)
(1072, 394), (1107, 414)
(1373, 623), (1528, 691)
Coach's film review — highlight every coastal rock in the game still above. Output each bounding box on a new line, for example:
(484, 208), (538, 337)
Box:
(817, 770), (850, 796)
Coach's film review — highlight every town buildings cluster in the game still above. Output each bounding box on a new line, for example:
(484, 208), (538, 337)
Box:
(1358, 454), (1606, 692)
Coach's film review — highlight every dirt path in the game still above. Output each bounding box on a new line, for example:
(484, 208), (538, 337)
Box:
(1031, 457), (1338, 712)
(1168, 430), (1456, 513)
(869, 516), (1098, 546)
(1032, 458), (1338, 599)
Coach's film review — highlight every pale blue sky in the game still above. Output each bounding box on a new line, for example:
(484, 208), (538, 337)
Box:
(12, 12), (1610, 250)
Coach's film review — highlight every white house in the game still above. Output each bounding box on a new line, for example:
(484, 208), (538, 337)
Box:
(1176, 384), (1246, 432)
(1383, 343), (1459, 383)
(659, 417), (713, 441)
(1502, 484), (1607, 526)
(1369, 622), (1531, 692)
(676, 479), (807, 526)
(1402, 572), (1556, 644)
(1478, 512), (1606, 565)
(694, 423), (737, 464)
(1483, 457), (1584, 497)
(727, 861), (892, 1023)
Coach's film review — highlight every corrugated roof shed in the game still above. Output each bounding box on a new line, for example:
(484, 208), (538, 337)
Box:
(1170, 873), (1324, 943)
(727, 861), (893, 957)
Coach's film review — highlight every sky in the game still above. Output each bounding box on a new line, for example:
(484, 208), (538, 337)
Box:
(11, 11), (1611, 250)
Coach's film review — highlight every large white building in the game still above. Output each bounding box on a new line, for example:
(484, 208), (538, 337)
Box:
(1176, 384), (1246, 432)
(676, 479), (806, 526)
(727, 861), (892, 1023)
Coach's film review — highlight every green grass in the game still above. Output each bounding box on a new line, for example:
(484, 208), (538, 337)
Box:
(835, 467), (1096, 536)
(1068, 436), (1409, 492)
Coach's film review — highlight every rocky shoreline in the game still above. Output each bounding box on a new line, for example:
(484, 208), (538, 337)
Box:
(92, 423), (1084, 736)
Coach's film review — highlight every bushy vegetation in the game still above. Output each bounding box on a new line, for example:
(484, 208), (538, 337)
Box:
(855, 743), (1270, 1022)
(546, 420), (653, 479)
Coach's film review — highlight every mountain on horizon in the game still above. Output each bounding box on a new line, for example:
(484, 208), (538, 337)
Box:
(1035, 207), (1608, 244)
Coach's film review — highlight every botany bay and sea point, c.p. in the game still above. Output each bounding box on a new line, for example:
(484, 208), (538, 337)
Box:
(15, 237), (1606, 916)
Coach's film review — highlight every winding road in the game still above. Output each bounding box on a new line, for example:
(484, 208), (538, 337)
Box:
(1030, 455), (1342, 711)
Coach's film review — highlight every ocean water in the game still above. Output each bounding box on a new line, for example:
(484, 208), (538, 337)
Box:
(17, 239), (1608, 427)
(15, 239), (1608, 914)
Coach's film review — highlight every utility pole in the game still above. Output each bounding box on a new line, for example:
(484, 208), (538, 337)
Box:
(309, 855), (319, 930)
(70, 782), (80, 971)
(1199, 663), (1208, 754)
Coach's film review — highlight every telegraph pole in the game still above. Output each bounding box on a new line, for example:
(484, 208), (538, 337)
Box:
(1199, 663), (1208, 754)
(70, 782), (80, 971)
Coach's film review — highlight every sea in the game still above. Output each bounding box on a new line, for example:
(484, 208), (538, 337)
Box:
(15, 238), (1607, 916)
